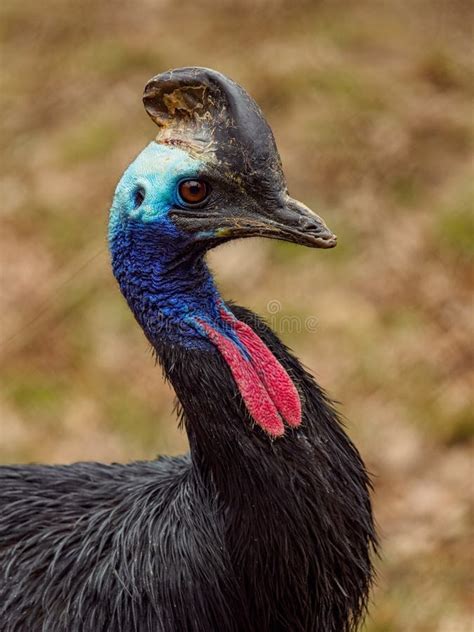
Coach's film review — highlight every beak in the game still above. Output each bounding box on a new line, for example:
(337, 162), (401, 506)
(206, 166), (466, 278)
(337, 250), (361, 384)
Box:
(234, 196), (338, 249)
(171, 195), (337, 249)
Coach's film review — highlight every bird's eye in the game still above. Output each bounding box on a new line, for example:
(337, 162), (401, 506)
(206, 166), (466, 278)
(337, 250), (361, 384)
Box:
(133, 187), (145, 209)
(177, 179), (210, 207)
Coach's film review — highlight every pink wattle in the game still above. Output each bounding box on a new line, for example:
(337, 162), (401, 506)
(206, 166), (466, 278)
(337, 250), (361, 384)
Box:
(196, 309), (302, 437)
(199, 321), (285, 437)
(220, 309), (302, 427)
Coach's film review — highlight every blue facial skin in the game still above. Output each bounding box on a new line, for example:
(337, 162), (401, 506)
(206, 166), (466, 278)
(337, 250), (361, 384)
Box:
(109, 142), (243, 352)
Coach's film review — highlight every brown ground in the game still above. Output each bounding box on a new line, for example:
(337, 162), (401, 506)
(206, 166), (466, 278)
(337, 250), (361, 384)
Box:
(0, 1), (472, 630)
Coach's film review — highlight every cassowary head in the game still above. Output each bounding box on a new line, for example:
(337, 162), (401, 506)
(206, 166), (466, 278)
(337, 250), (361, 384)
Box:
(109, 67), (336, 257)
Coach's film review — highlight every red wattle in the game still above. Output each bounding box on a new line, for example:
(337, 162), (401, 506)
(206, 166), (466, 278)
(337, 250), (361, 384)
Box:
(220, 309), (302, 427)
(198, 320), (285, 437)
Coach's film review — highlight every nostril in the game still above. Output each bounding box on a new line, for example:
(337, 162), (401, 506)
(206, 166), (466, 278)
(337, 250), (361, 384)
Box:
(300, 217), (321, 232)
(133, 187), (146, 210)
(300, 217), (331, 236)
(300, 218), (313, 229)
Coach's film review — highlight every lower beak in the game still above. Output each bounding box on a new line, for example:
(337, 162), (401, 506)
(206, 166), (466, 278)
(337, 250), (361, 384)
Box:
(171, 195), (337, 249)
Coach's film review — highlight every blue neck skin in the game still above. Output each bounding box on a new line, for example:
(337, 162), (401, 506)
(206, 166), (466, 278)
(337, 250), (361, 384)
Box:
(108, 142), (239, 351)
(110, 221), (225, 349)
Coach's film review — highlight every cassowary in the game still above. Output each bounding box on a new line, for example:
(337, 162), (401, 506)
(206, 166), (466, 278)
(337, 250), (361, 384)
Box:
(0, 68), (376, 632)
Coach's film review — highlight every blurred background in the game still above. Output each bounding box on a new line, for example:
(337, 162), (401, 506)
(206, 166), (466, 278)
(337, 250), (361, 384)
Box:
(0, 0), (472, 630)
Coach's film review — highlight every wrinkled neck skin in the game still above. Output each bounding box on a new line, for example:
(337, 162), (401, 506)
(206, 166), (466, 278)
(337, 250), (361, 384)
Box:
(111, 225), (222, 350)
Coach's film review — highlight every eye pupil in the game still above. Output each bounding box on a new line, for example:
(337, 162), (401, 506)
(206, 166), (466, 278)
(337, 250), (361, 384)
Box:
(178, 179), (210, 206)
(133, 187), (145, 209)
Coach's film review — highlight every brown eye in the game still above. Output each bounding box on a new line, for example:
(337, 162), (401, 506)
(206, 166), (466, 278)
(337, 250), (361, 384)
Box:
(177, 179), (210, 207)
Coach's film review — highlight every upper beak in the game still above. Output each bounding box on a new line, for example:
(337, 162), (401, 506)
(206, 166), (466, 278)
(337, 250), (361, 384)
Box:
(170, 195), (337, 249)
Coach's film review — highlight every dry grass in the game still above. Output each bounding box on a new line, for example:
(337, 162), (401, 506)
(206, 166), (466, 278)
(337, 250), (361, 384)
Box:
(0, 1), (472, 630)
